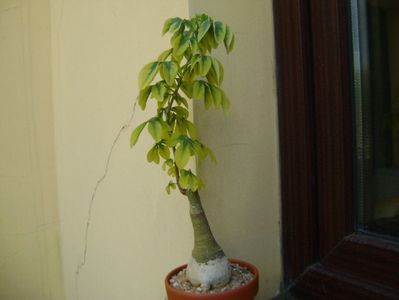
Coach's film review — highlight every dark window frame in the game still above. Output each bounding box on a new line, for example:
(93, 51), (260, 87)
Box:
(273, 0), (399, 298)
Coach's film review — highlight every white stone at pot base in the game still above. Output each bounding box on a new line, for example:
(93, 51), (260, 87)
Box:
(186, 256), (231, 291)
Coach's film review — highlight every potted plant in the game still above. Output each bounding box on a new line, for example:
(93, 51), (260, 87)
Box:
(130, 14), (259, 300)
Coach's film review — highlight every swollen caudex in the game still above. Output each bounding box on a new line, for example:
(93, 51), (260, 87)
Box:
(186, 255), (231, 290)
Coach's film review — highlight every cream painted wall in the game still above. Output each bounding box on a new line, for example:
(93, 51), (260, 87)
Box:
(189, 1), (282, 299)
(0, 0), (64, 299)
(50, 1), (191, 299)
(1, 0), (281, 299)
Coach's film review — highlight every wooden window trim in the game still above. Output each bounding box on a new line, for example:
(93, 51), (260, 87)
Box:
(273, 0), (399, 298)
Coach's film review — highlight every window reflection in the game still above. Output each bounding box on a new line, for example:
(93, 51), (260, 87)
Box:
(352, 0), (399, 238)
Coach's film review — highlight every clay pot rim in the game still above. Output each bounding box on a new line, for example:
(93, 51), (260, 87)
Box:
(165, 258), (259, 298)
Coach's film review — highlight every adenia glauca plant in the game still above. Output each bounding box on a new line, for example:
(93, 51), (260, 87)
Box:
(130, 14), (235, 290)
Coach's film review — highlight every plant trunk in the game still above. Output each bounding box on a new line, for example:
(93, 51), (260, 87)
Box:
(185, 190), (231, 289)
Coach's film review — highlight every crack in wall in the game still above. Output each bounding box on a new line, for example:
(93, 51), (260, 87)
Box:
(74, 101), (137, 300)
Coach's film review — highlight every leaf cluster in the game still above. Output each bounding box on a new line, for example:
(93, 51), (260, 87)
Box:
(131, 14), (235, 194)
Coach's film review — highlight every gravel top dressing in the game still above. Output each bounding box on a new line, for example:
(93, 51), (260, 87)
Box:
(169, 263), (255, 294)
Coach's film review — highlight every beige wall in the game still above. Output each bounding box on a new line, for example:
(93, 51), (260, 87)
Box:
(50, 1), (191, 299)
(0, 0), (64, 299)
(189, 1), (282, 299)
(1, 0), (281, 299)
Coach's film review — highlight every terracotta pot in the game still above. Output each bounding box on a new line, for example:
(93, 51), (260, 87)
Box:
(165, 259), (259, 300)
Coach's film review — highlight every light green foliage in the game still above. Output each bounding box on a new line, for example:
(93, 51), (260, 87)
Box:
(130, 122), (146, 147)
(131, 14), (235, 194)
(213, 21), (227, 44)
(138, 62), (159, 90)
(161, 61), (179, 86)
(147, 118), (163, 142)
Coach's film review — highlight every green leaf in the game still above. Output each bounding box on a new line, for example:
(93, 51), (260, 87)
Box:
(162, 17), (183, 35)
(199, 55), (212, 77)
(206, 68), (218, 85)
(171, 52), (184, 65)
(166, 181), (177, 194)
(157, 97), (168, 110)
(147, 118), (163, 142)
(180, 170), (199, 191)
(210, 57), (220, 83)
(189, 55), (200, 71)
(227, 33), (235, 53)
(175, 118), (187, 135)
(162, 159), (174, 171)
(147, 146), (160, 164)
(190, 37), (199, 53)
(224, 26), (233, 53)
(158, 48), (173, 61)
(204, 85), (213, 109)
(175, 140), (191, 169)
(162, 18), (174, 35)
(172, 32), (190, 57)
(138, 62), (159, 89)
(193, 81), (205, 100)
(207, 58), (223, 84)
(205, 29), (218, 49)
(172, 106), (189, 119)
(181, 82), (193, 98)
(169, 18), (184, 34)
(138, 86), (152, 110)
(179, 170), (189, 188)
(218, 59), (225, 83)
(198, 18), (212, 42)
(161, 61), (179, 86)
(167, 166), (176, 177)
(176, 95), (189, 108)
(158, 143), (170, 160)
(158, 118), (171, 138)
(213, 21), (227, 44)
(190, 176), (200, 191)
(185, 120), (197, 138)
(193, 63), (200, 76)
(151, 82), (167, 102)
(183, 19), (194, 31)
(199, 34), (210, 52)
(130, 122), (146, 147)
(192, 140), (205, 160)
(183, 69), (195, 83)
(166, 132), (181, 147)
(197, 40), (207, 54)
(171, 31), (181, 51)
(211, 57), (224, 84)
(210, 85), (222, 108)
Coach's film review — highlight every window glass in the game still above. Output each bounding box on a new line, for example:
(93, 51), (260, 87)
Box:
(351, 0), (399, 238)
